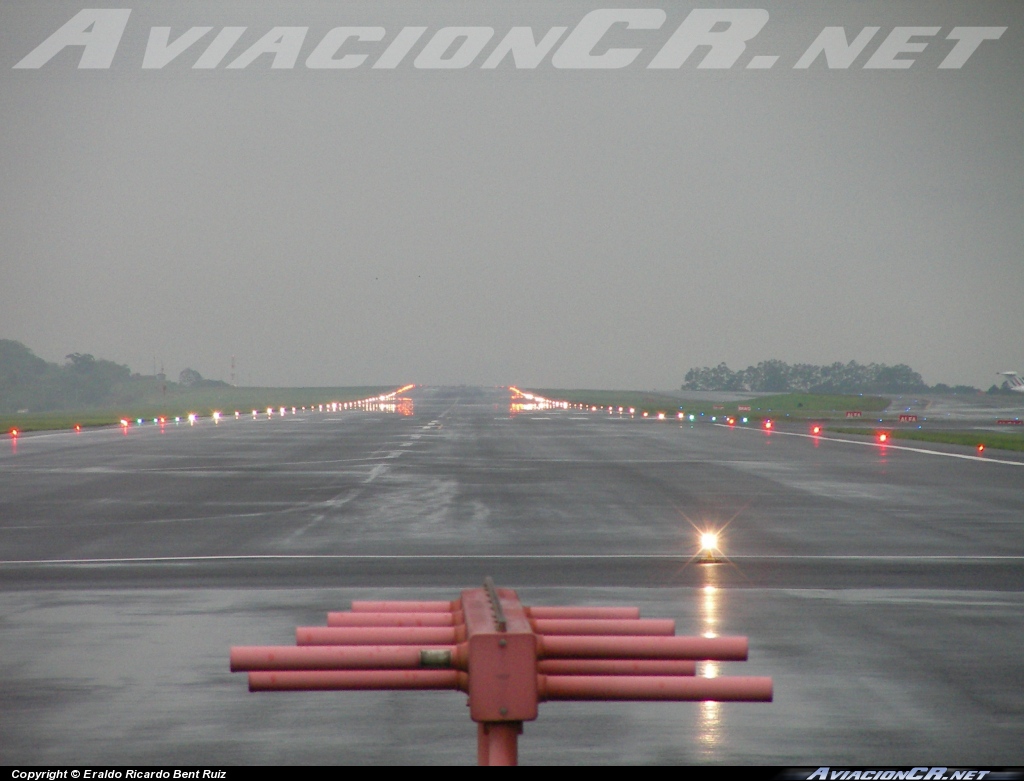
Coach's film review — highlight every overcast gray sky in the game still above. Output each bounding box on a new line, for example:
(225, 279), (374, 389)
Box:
(1, 1), (1021, 389)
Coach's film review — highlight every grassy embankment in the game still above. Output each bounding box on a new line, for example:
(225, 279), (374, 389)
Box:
(0, 385), (397, 433)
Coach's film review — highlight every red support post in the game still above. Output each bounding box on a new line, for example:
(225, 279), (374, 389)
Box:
(482, 722), (521, 766)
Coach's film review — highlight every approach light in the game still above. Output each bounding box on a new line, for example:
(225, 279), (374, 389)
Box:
(699, 531), (721, 563)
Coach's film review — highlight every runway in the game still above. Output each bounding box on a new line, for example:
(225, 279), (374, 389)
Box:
(1, 386), (1022, 764)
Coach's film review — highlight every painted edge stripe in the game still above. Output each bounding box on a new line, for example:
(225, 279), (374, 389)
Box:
(714, 424), (1024, 466)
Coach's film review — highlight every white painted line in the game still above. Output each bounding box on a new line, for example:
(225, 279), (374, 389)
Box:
(715, 424), (1024, 466)
(2, 554), (1021, 566)
(363, 464), (389, 483)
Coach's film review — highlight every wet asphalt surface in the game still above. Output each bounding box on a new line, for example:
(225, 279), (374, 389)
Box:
(1, 386), (1022, 764)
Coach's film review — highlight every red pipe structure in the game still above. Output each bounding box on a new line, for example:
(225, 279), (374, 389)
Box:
(231, 578), (773, 765)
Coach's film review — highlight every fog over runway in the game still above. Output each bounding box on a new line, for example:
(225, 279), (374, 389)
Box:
(1, 386), (1022, 764)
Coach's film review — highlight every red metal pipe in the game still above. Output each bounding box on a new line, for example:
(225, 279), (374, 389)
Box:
(527, 606), (641, 620)
(296, 626), (458, 646)
(351, 600), (458, 613)
(248, 669), (466, 692)
(537, 659), (696, 676)
(327, 612), (457, 628)
(230, 644), (454, 672)
(539, 675), (773, 702)
(532, 618), (675, 636)
(538, 635), (748, 661)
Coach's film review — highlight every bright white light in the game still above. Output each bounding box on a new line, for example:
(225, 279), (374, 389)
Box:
(700, 532), (718, 551)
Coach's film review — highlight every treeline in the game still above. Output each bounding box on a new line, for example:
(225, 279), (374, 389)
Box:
(682, 360), (979, 395)
(0, 339), (225, 413)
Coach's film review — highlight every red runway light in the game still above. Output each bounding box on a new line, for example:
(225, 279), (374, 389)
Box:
(763, 420), (773, 430)
(811, 425), (821, 435)
(10, 429), (18, 438)
(878, 433), (888, 443)
(74, 424), (81, 432)
(977, 444), (985, 453)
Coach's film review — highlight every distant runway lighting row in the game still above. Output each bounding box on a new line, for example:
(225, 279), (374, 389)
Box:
(25, 385), (419, 437)
(509, 388), (718, 424)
